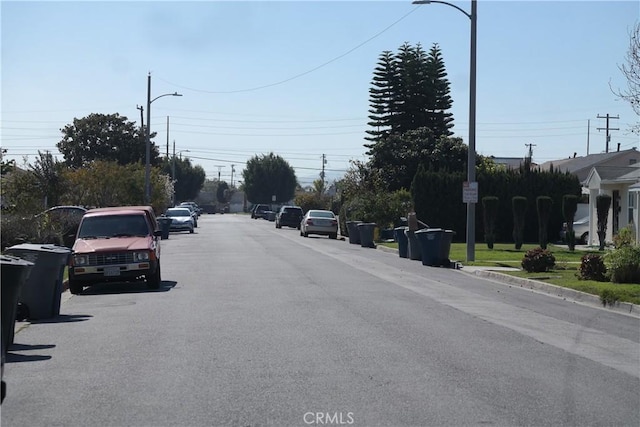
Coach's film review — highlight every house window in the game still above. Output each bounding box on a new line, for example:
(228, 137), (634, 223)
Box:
(629, 192), (636, 224)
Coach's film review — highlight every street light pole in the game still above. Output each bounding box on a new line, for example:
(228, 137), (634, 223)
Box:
(413, 0), (477, 261)
(144, 72), (182, 205)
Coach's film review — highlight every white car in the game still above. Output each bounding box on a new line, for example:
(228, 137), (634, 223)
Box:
(560, 216), (589, 244)
(300, 210), (338, 239)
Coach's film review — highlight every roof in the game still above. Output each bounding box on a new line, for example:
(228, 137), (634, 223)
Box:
(538, 148), (640, 182)
(585, 165), (640, 187)
(85, 208), (149, 217)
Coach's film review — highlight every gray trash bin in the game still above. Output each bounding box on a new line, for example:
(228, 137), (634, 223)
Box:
(357, 223), (376, 248)
(1, 255), (33, 403)
(440, 230), (455, 266)
(415, 228), (443, 266)
(395, 226), (409, 258)
(346, 221), (362, 244)
(405, 229), (422, 261)
(5, 244), (71, 320)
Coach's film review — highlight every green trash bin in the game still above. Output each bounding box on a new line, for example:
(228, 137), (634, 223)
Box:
(415, 228), (443, 266)
(158, 216), (172, 240)
(357, 223), (377, 248)
(5, 244), (71, 320)
(394, 227), (409, 258)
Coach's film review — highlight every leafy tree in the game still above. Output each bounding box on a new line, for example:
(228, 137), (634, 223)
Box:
(366, 50), (397, 142)
(367, 127), (468, 191)
(242, 153), (297, 204)
(1, 148), (15, 175)
(611, 22), (639, 134)
(160, 156), (206, 203)
(30, 150), (66, 208)
(216, 181), (232, 204)
(57, 113), (159, 168)
(365, 42), (454, 146)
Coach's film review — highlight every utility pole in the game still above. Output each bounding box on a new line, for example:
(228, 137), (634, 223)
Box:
(597, 114), (620, 153)
(320, 154), (327, 187)
(231, 164), (235, 187)
(136, 105), (144, 128)
(525, 143), (536, 160)
(166, 116), (170, 158)
(215, 165), (224, 181)
(587, 119), (590, 155)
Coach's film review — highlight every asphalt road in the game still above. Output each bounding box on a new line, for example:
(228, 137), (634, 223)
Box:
(2, 214), (639, 426)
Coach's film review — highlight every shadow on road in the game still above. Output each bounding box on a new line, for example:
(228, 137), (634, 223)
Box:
(5, 343), (55, 363)
(77, 280), (177, 295)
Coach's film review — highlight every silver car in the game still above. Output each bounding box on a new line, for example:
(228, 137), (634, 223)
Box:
(164, 207), (195, 233)
(300, 210), (338, 239)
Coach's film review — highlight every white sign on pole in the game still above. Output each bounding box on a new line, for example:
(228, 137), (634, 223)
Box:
(462, 181), (478, 204)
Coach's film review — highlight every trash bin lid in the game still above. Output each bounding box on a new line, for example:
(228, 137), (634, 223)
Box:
(415, 228), (443, 234)
(6, 243), (71, 254)
(357, 222), (376, 227)
(0, 254), (34, 267)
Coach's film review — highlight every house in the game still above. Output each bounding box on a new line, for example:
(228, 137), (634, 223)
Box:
(537, 148), (640, 183)
(583, 165), (640, 245)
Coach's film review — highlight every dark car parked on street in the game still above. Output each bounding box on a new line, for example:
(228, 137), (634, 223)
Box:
(251, 204), (270, 219)
(275, 206), (303, 229)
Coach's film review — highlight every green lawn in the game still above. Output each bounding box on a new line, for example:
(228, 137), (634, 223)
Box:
(380, 241), (640, 305)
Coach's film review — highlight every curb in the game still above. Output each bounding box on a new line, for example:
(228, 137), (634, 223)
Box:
(467, 269), (639, 317)
(373, 243), (639, 318)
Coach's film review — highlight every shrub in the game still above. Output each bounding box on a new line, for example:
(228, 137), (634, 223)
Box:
(605, 246), (640, 284)
(613, 224), (635, 249)
(576, 253), (607, 281)
(482, 196), (499, 249)
(521, 247), (556, 273)
(512, 196), (527, 250)
(536, 196), (553, 249)
(596, 194), (612, 251)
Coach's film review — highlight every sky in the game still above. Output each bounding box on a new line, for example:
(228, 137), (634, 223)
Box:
(2, 0), (639, 188)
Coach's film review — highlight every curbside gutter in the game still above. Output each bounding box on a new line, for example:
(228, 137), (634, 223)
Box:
(465, 269), (639, 317)
(374, 243), (639, 318)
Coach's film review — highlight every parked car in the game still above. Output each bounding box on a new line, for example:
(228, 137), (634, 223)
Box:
(68, 207), (163, 294)
(275, 206), (303, 229)
(300, 209), (338, 239)
(35, 205), (87, 247)
(251, 204), (270, 219)
(180, 201), (202, 216)
(560, 216), (590, 244)
(179, 204), (198, 227)
(164, 207), (195, 233)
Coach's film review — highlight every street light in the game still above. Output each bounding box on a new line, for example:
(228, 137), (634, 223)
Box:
(413, 0), (477, 261)
(145, 73), (182, 204)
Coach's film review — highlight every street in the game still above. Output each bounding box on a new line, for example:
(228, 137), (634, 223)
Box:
(2, 214), (639, 426)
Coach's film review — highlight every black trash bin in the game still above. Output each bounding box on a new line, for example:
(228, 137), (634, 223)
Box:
(1, 255), (34, 352)
(346, 221), (362, 244)
(1, 255), (33, 404)
(357, 223), (377, 248)
(394, 226), (409, 258)
(415, 228), (443, 266)
(405, 229), (422, 261)
(158, 217), (172, 240)
(5, 244), (71, 320)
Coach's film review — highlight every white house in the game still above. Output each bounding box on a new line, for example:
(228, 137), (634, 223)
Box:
(583, 165), (640, 245)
